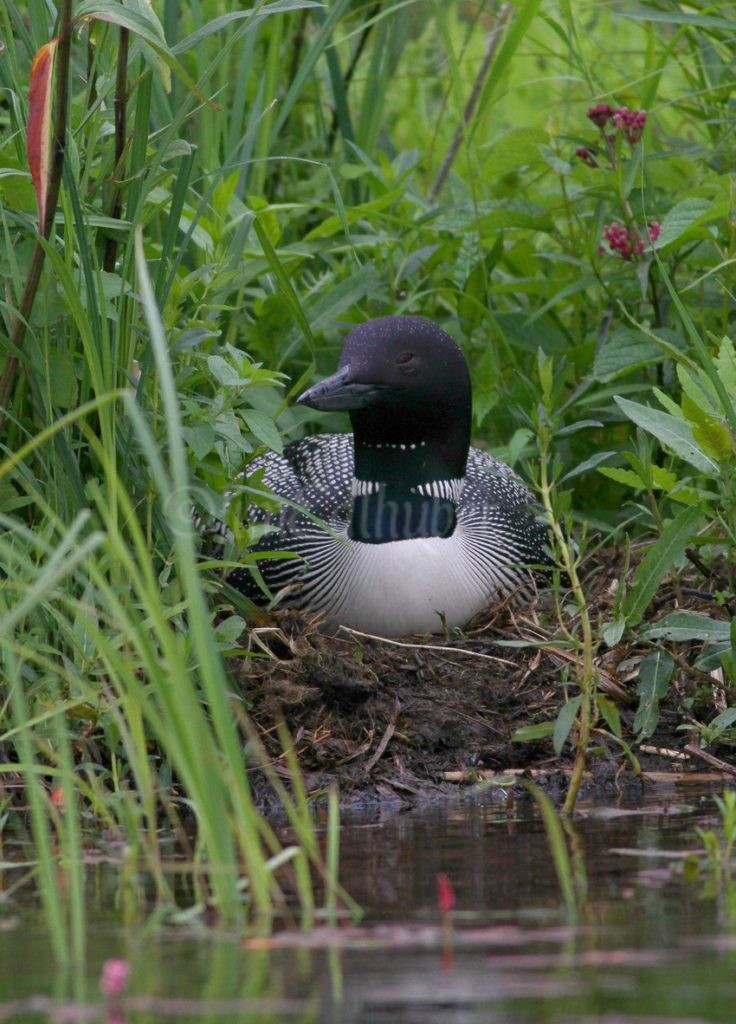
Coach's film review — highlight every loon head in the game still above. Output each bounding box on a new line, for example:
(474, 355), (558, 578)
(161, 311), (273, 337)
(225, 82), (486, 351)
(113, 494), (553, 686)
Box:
(297, 315), (472, 457)
(298, 316), (473, 543)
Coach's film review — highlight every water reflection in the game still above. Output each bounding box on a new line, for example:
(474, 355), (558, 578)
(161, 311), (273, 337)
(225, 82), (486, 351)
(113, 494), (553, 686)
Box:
(1, 787), (735, 1023)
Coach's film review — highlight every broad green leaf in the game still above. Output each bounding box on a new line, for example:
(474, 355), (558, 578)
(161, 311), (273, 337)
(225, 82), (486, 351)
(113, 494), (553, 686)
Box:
(653, 387), (683, 417)
(691, 419), (732, 462)
(562, 450), (616, 482)
(708, 707), (736, 736)
(47, 351), (78, 409)
(242, 409), (283, 453)
(654, 198), (714, 249)
(182, 423), (215, 459)
(601, 618), (626, 648)
(593, 328), (662, 382)
(615, 397), (719, 474)
(642, 612), (731, 643)
(678, 364), (718, 417)
(598, 464), (679, 492)
(622, 505), (702, 625)
(716, 337), (736, 397)
(207, 355), (246, 387)
(598, 467), (644, 490)
(634, 650), (674, 738)
(512, 721), (556, 743)
(646, 610), (732, 643)
(482, 127), (547, 177)
(597, 694), (621, 738)
(431, 198), (553, 233)
(553, 696), (581, 755)
(215, 615), (246, 645)
(77, 0), (214, 100)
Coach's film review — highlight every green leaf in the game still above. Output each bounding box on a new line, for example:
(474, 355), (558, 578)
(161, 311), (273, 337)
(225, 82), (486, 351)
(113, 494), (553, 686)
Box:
(601, 618), (626, 648)
(598, 465), (678, 492)
(622, 505), (702, 626)
(593, 328), (662, 382)
(215, 615), (246, 645)
(692, 419), (732, 462)
(77, 0), (214, 102)
(47, 350), (78, 409)
(597, 694), (621, 738)
(634, 650), (674, 739)
(553, 697), (581, 755)
(182, 423), (215, 460)
(482, 127), (547, 177)
(562, 451), (616, 482)
(654, 198), (713, 249)
(619, 6), (735, 30)
(304, 187), (403, 240)
(598, 467), (646, 490)
(715, 336), (736, 398)
(615, 397), (719, 474)
(642, 613), (731, 643)
(242, 409), (283, 453)
(207, 355), (247, 387)
(512, 721), (555, 743)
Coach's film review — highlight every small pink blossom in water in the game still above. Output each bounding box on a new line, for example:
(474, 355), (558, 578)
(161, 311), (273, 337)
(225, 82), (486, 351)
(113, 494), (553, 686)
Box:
(575, 146), (598, 168)
(100, 959), (130, 998)
(586, 103), (614, 127)
(612, 107), (647, 144)
(436, 873), (456, 915)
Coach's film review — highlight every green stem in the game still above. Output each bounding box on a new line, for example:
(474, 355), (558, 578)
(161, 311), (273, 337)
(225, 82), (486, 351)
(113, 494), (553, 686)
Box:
(537, 423), (596, 815)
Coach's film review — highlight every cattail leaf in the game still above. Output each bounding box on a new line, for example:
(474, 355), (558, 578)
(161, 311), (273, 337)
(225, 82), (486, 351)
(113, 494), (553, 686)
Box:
(27, 39), (58, 231)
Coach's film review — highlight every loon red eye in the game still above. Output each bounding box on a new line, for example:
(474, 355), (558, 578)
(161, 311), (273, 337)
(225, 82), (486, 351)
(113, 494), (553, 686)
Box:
(396, 352), (414, 365)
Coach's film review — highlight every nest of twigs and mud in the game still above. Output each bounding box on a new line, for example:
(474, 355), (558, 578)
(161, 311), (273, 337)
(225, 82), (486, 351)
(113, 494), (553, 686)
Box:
(228, 546), (736, 813)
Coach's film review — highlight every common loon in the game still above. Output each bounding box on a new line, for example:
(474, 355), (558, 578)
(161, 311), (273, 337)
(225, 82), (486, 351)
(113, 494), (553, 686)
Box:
(226, 316), (549, 637)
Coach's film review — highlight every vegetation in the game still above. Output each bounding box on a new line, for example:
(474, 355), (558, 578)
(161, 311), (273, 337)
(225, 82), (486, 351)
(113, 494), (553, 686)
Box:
(1, 0), (735, 957)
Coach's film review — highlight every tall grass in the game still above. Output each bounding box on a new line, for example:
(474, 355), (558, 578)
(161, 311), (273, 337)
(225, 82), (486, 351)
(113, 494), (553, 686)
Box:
(1, 0), (735, 953)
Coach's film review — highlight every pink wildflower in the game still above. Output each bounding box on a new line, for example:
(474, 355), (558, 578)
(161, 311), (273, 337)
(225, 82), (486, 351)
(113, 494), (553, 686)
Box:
(612, 107), (647, 144)
(100, 959), (130, 998)
(648, 220), (661, 242)
(602, 221), (635, 260)
(575, 146), (598, 168)
(586, 103), (614, 127)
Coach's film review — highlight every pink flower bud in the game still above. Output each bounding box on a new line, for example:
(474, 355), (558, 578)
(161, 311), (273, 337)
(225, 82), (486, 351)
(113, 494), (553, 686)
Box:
(575, 146), (598, 168)
(586, 103), (614, 127)
(613, 107), (647, 144)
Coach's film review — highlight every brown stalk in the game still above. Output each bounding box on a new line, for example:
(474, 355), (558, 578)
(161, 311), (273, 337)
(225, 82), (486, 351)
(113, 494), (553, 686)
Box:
(103, 26), (129, 273)
(0, 0), (73, 428)
(428, 3), (512, 205)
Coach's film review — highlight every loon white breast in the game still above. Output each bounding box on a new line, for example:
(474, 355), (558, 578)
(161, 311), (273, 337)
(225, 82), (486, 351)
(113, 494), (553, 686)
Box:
(226, 315), (550, 637)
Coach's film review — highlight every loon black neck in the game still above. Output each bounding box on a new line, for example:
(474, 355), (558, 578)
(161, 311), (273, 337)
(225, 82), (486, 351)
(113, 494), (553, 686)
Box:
(349, 429), (468, 545)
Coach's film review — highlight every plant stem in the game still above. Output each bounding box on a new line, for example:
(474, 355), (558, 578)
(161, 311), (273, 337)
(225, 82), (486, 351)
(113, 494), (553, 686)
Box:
(429, 3), (512, 204)
(0, 0), (73, 427)
(103, 26), (129, 273)
(537, 427), (596, 815)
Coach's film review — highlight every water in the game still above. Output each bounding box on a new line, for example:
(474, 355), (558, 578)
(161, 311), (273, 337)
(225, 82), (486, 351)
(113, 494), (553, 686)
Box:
(2, 786), (736, 1022)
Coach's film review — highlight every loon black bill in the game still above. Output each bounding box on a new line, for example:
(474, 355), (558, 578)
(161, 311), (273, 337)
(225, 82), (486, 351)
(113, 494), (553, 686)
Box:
(297, 365), (387, 411)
